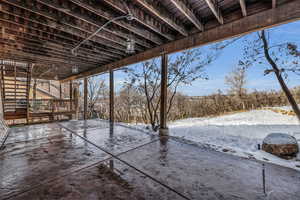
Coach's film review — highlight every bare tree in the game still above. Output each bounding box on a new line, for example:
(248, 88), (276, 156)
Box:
(240, 29), (300, 120)
(225, 66), (247, 98)
(124, 48), (218, 131)
(87, 77), (108, 118)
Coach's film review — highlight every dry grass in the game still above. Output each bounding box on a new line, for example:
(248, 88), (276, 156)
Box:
(267, 108), (295, 116)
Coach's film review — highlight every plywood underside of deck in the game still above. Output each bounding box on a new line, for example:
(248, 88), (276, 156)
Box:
(0, 120), (300, 200)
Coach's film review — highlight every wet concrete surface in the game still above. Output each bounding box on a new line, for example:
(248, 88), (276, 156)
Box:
(0, 127), (108, 199)
(119, 137), (300, 200)
(1, 120), (300, 200)
(12, 160), (184, 200)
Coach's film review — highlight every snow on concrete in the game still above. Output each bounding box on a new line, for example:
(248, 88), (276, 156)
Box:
(168, 109), (300, 171)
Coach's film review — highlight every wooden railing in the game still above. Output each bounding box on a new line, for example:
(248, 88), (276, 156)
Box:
(29, 99), (77, 122)
(29, 99), (75, 113)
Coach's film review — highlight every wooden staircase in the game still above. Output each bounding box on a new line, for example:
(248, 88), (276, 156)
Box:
(1, 62), (31, 123)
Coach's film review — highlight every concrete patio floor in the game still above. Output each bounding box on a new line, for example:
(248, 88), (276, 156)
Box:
(0, 120), (299, 200)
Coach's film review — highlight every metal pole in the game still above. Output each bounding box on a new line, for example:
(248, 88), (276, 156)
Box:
(159, 54), (168, 135)
(109, 70), (114, 124)
(83, 78), (88, 120)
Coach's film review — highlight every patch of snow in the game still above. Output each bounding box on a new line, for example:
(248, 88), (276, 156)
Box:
(168, 109), (300, 171)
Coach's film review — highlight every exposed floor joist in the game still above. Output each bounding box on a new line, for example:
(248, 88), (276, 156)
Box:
(102, 0), (175, 41)
(134, 0), (189, 36)
(63, 1), (300, 81)
(204, 0), (224, 24)
(170, 0), (204, 31)
(67, 0), (164, 45)
(0, 0), (297, 80)
(2, 1), (141, 53)
(35, 0), (154, 49)
(239, 0), (247, 17)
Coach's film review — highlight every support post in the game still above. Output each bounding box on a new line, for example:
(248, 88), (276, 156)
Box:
(26, 63), (32, 124)
(69, 80), (73, 119)
(59, 82), (62, 99)
(83, 77), (88, 120)
(159, 54), (168, 136)
(33, 79), (37, 111)
(109, 70), (114, 124)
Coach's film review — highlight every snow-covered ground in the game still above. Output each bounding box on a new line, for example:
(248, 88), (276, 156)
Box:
(168, 109), (300, 171)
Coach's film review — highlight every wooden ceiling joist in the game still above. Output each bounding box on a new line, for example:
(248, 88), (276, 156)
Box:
(63, 1), (300, 81)
(35, 0), (153, 49)
(239, 0), (247, 17)
(170, 0), (204, 31)
(0, 20), (124, 60)
(0, 0), (298, 81)
(2, 1), (138, 53)
(66, 0), (164, 45)
(0, 16), (126, 62)
(204, 0), (224, 24)
(134, 0), (189, 36)
(102, 0), (175, 41)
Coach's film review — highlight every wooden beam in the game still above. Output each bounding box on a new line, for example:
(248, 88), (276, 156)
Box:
(62, 1), (300, 81)
(204, 0), (224, 24)
(26, 64), (32, 124)
(1, 1), (133, 52)
(170, 0), (204, 31)
(66, 0), (164, 45)
(0, 19), (125, 59)
(35, 0), (152, 49)
(83, 77), (88, 120)
(239, 0), (247, 17)
(0, 43), (104, 67)
(160, 54), (168, 132)
(59, 82), (62, 99)
(135, 0), (189, 36)
(102, 0), (175, 41)
(109, 70), (114, 124)
(0, 38), (112, 65)
(69, 80), (73, 119)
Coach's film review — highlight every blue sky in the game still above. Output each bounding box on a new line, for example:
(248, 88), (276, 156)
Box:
(102, 20), (300, 96)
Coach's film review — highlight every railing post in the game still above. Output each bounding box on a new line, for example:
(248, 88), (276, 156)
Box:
(109, 70), (114, 124)
(83, 77), (88, 120)
(159, 54), (169, 136)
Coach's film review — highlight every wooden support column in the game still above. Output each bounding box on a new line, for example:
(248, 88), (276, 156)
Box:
(159, 54), (168, 135)
(26, 63), (33, 124)
(83, 77), (88, 120)
(33, 79), (37, 112)
(59, 82), (62, 99)
(109, 70), (114, 124)
(69, 80), (73, 119)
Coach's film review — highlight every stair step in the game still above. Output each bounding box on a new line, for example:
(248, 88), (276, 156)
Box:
(4, 98), (27, 100)
(3, 78), (27, 83)
(4, 87), (27, 90)
(5, 92), (28, 94)
(4, 105), (27, 108)
(4, 83), (28, 87)
(2, 69), (28, 72)
(4, 95), (28, 97)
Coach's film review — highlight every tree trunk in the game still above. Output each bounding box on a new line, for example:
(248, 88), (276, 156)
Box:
(261, 30), (300, 121)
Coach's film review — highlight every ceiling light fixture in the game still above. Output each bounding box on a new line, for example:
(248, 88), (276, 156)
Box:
(126, 38), (135, 54)
(72, 65), (79, 74)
